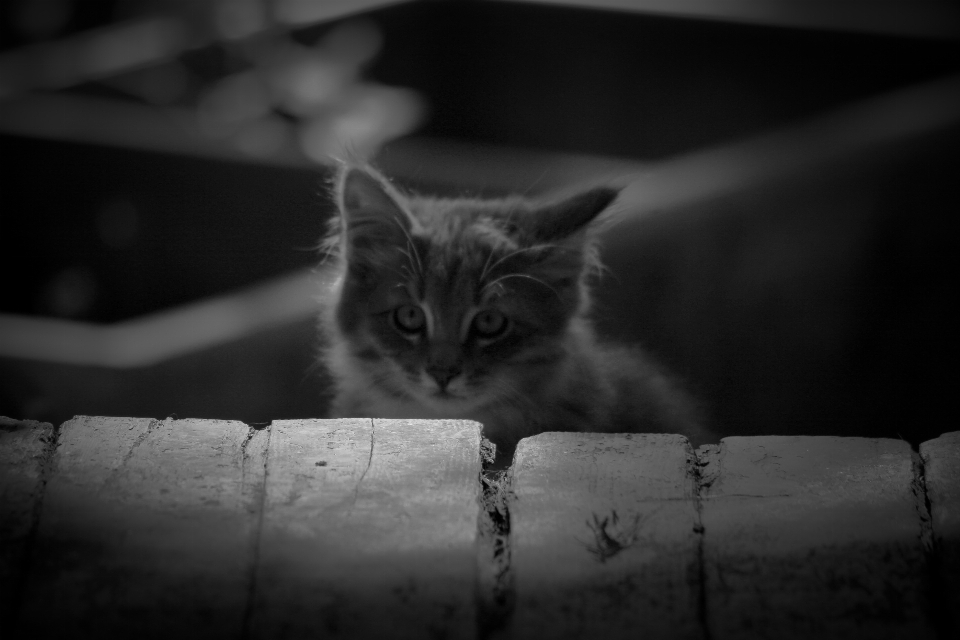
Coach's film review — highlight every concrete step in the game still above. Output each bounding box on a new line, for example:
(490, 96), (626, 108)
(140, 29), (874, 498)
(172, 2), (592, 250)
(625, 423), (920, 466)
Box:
(1, 416), (957, 639)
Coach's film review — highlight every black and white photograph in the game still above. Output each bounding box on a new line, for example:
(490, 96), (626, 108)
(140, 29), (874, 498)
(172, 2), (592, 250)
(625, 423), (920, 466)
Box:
(1, 1), (958, 638)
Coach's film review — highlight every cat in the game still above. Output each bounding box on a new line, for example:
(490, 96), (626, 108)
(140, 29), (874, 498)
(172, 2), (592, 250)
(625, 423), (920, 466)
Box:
(319, 163), (710, 466)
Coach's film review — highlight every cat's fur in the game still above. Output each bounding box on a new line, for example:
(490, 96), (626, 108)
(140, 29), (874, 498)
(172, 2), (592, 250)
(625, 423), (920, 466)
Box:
(320, 164), (709, 465)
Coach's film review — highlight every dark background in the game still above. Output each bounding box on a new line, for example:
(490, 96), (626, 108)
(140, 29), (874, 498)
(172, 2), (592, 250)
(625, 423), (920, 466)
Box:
(1, 0), (958, 446)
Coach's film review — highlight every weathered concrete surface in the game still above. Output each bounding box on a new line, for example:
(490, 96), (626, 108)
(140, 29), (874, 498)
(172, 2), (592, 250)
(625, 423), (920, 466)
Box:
(5, 418), (956, 639)
(16, 416), (262, 639)
(699, 436), (934, 639)
(920, 431), (960, 633)
(508, 432), (702, 640)
(248, 418), (482, 640)
(0, 417), (54, 631)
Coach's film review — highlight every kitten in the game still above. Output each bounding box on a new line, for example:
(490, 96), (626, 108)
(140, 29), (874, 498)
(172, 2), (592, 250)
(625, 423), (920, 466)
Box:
(320, 163), (709, 466)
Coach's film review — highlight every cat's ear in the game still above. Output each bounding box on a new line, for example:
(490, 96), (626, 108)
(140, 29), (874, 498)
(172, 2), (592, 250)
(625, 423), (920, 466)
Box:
(521, 187), (618, 288)
(336, 165), (419, 252)
(531, 187), (619, 241)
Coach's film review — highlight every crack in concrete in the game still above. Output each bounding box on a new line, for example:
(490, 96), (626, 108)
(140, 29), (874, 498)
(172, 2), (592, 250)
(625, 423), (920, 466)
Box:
(912, 450), (935, 551)
(692, 444), (714, 640)
(99, 418), (159, 495)
(913, 448), (951, 640)
(9, 419), (60, 636)
(351, 419), (376, 509)
(240, 421), (271, 640)
(476, 438), (515, 639)
(239, 421), (269, 498)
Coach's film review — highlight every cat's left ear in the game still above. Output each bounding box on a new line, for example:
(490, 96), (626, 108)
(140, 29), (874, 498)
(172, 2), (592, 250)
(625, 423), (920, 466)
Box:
(531, 187), (619, 241)
(337, 165), (411, 226)
(336, 164), (420, 245)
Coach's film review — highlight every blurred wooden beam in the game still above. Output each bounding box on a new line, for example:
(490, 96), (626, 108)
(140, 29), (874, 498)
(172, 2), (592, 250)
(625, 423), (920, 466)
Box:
(0, 268), (331, 368)
(2, 73), (959, 370)
(507, 0), (960, 39)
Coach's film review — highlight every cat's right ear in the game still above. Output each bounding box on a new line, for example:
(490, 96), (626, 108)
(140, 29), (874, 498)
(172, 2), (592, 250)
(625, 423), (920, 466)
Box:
(336, 165), (419, 255)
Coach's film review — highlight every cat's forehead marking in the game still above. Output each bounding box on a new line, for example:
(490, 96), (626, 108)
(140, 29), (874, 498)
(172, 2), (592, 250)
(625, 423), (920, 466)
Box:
(459, 307), (484, 343)
(470, 222), (519, 253)
(418, 299), (481, 345)
(402, 198), (534, 345)
(410, 197), (525, 233)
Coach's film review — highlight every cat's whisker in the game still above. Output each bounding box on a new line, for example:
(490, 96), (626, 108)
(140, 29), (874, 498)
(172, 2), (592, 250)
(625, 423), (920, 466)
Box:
(520, 167), (550, 197)
(478, 249), (497, 289)
(483, 273), (561, 300)
(384, 264), (413, 284)
(397, 261), (421, 283)
(479, 245), (544, 284)
(391, 217), (425, 281)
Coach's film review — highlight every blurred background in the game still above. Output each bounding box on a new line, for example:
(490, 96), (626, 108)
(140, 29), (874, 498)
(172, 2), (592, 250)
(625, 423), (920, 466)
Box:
(1, 0), (958, 447)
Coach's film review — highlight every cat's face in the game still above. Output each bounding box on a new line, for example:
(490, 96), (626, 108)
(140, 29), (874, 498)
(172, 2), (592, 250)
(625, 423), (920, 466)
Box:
(328, 166), (617, 412)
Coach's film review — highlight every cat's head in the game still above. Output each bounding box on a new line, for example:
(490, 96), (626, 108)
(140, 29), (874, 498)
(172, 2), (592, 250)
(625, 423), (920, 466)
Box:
(324, 164), (619, 412)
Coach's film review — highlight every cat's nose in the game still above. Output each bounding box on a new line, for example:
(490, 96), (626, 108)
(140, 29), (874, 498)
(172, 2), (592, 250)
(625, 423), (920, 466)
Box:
(426, 365), (461, 390)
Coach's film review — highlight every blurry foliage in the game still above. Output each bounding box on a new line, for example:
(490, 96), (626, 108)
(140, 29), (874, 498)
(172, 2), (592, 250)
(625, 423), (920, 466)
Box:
(0, 0), (426, 161)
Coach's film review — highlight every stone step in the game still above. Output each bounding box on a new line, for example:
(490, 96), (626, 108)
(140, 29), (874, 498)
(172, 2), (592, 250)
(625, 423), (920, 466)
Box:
(698, 435), (933, 640)
(1, 416), (957, 639)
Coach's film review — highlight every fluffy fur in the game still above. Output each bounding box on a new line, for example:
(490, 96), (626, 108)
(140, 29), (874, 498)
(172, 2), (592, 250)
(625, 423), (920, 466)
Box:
(320, 163), (709, 465)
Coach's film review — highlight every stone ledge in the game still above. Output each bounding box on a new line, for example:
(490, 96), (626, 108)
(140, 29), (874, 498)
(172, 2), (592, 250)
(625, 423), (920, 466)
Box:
(1, 416), (957, 639)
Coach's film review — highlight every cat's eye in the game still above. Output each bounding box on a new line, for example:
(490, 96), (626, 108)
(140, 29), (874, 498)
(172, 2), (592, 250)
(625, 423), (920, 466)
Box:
(392, 304), (426, 334)
(472, 309), (509, 339)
